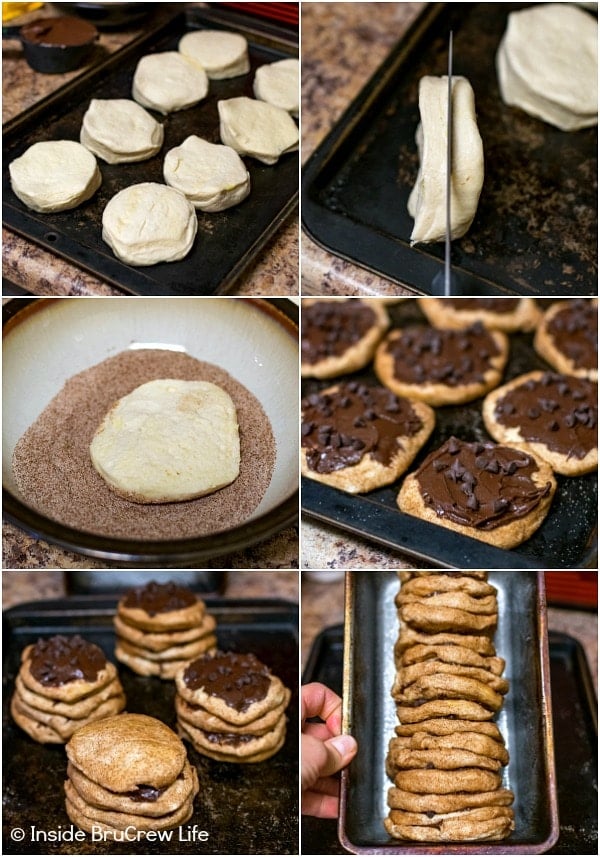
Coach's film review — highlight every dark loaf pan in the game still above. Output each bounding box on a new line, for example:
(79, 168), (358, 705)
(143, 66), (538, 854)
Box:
(2, 5), (298, 296)
(2, 595), (299, 855)
(301, 2), (597, 297)
(339, 571), (559, 854)
(301, 622), (597, 855)
(301, 299), (598, 569)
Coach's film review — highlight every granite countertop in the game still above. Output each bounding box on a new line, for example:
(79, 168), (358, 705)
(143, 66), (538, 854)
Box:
(2, 569), (299, 609)
(301, 2), (425, 297)
(2, 3), (298, 296)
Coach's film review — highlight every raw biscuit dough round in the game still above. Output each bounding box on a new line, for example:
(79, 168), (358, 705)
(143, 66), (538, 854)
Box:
(89, 378), (240, 503)
(218, 96), (299, 165)
(80, 98), (164, 164)
(163, 135), (250, 211)
(418, 297), (541, 333)
(253, 58), (299, 115)
(408, 75), (484, 244)
(178, 29), (250, 79)
(101, 182), (197, 266)
(496, 4), (598, 131)
(132, 51), (209, 114)
(9, 140), (101, 213)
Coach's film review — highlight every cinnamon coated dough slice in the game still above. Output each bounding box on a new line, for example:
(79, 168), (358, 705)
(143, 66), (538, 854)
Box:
(408, 75), (484, 244)
(397, 436), (556, 550)
(302, 299), (390, 378)
(418, 297), (541, 333)
(387, 787), (514, 814)
(9, 140), (101, 213)
(398, 643), (505, 675)
(301, 382), (434, 493)
(394, 719), (504, 740)
(396, 589), (498, 616)
(395, 626), (497, 657)
(496, 4), (597, 131)
(391, 731), (509, 765)
(393, 768), (501, 794)
(394, 673), (504, 712)
(482, 370), (598, 476)
(396, 699), (496, 723)
(534, 299), (597, 382)
(374, 323), (508, 406)
(393, 661), (509, 695)
(385, 805), (515, 842)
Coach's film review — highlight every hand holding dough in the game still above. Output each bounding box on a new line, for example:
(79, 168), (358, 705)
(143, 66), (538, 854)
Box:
(408, 75), (484, 245)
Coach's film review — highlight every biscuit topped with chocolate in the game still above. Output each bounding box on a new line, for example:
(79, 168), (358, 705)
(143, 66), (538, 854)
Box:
(534, 298), (597, 381)
(301, 298), (389, 378)
(114, 580), (217, 680)
(175, 650), (290, 763)
(397, 437), (556, 549)
(483, 371), (598, 476)
(11, 634), (125, 744)
(301, 381), (435, 493)
(418, 297), (541, 332)
(375, 323), (508, 406)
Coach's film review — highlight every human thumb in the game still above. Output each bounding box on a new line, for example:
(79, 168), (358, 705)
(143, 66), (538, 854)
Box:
(302, 732), (358, 790)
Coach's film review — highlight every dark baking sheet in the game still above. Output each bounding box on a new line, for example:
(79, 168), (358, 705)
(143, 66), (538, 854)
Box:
(340, 571), (558, 854)
(301, 622), (598, 855)
(301, 299), (598, 569)
(301, 2), (598, 297)
(2, 5), (298, 296)
(2, 595), (299, 855)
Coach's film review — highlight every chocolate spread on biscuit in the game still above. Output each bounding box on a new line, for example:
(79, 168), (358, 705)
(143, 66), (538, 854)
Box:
(414, 437), (552, 530)
(386, 323), (499, 387)
(494, 373), (597, 460)
(183, 651), (271, 712)
(203, 731), (256, 746)
(29, 635), (106, 686)
(123, 581), (196, 616)
(547, 299), (597, 371)
(302, 300), (376, 364)
(445, 299), (518, 313)
(301, 382), (423, 473)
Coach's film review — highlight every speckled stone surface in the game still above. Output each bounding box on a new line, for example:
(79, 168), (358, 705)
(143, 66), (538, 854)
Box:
(2, 569), (299, 610)
(300, 573), (598, 695)
(301, 2), (425, 296)
(2, 521), (299, 570)
(2, 3), (298, 296)
(301, 519), (427, 571)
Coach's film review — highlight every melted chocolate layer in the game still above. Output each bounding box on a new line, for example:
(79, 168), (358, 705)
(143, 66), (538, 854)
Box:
(29, 635), (106, 686)
(203, 731), (257, 746)
(495, 373), (597, 459)
(547, 299), (597, 371)
(123, 581), (196, 616)
(183, 651), (271, 711)
(302, 300), (377, 364)
(125, 785), (166, 803)
(386, 323), (500, 387)
(302, 382), (423, 473)
(414, 437), (552, 530)
(445, 299), (519, 313)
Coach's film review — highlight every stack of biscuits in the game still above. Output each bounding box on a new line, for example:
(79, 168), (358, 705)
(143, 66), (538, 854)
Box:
(385, 571), (515, 843)
(114, 580), (217, 679)
(11, 634), (125, 744)
(65, 713), (199, 838)
(175, 650), (291, 763)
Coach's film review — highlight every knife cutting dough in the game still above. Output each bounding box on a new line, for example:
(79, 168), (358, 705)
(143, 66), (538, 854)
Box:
(408, 75), (484, 244)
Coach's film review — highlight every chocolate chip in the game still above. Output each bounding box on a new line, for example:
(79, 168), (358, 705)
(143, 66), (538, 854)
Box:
(446, 437), (461, 455)
(494, 498), (509, 512)
(301, 421), (314, 436)
(433, 460), (447, 472)
(485, 458), (500, 474)
(466, 494), (480, 511)
(527, 407), (541, 419)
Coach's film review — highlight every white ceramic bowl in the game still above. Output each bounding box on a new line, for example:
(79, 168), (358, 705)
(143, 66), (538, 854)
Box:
(3, 297), (298, 566)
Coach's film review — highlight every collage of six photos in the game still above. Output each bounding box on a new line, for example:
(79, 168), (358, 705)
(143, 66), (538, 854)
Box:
(1, 2), (598, 856)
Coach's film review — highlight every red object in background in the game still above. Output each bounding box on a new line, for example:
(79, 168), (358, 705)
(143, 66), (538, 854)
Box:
(544, 571), (597, 609)
(218, 3), (299, 26)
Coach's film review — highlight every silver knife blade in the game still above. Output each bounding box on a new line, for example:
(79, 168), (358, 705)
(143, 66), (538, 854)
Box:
(444, 30), (454, 297)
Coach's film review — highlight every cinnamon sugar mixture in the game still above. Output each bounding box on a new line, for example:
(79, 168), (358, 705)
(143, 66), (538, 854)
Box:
(12, 350), (276, 540)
